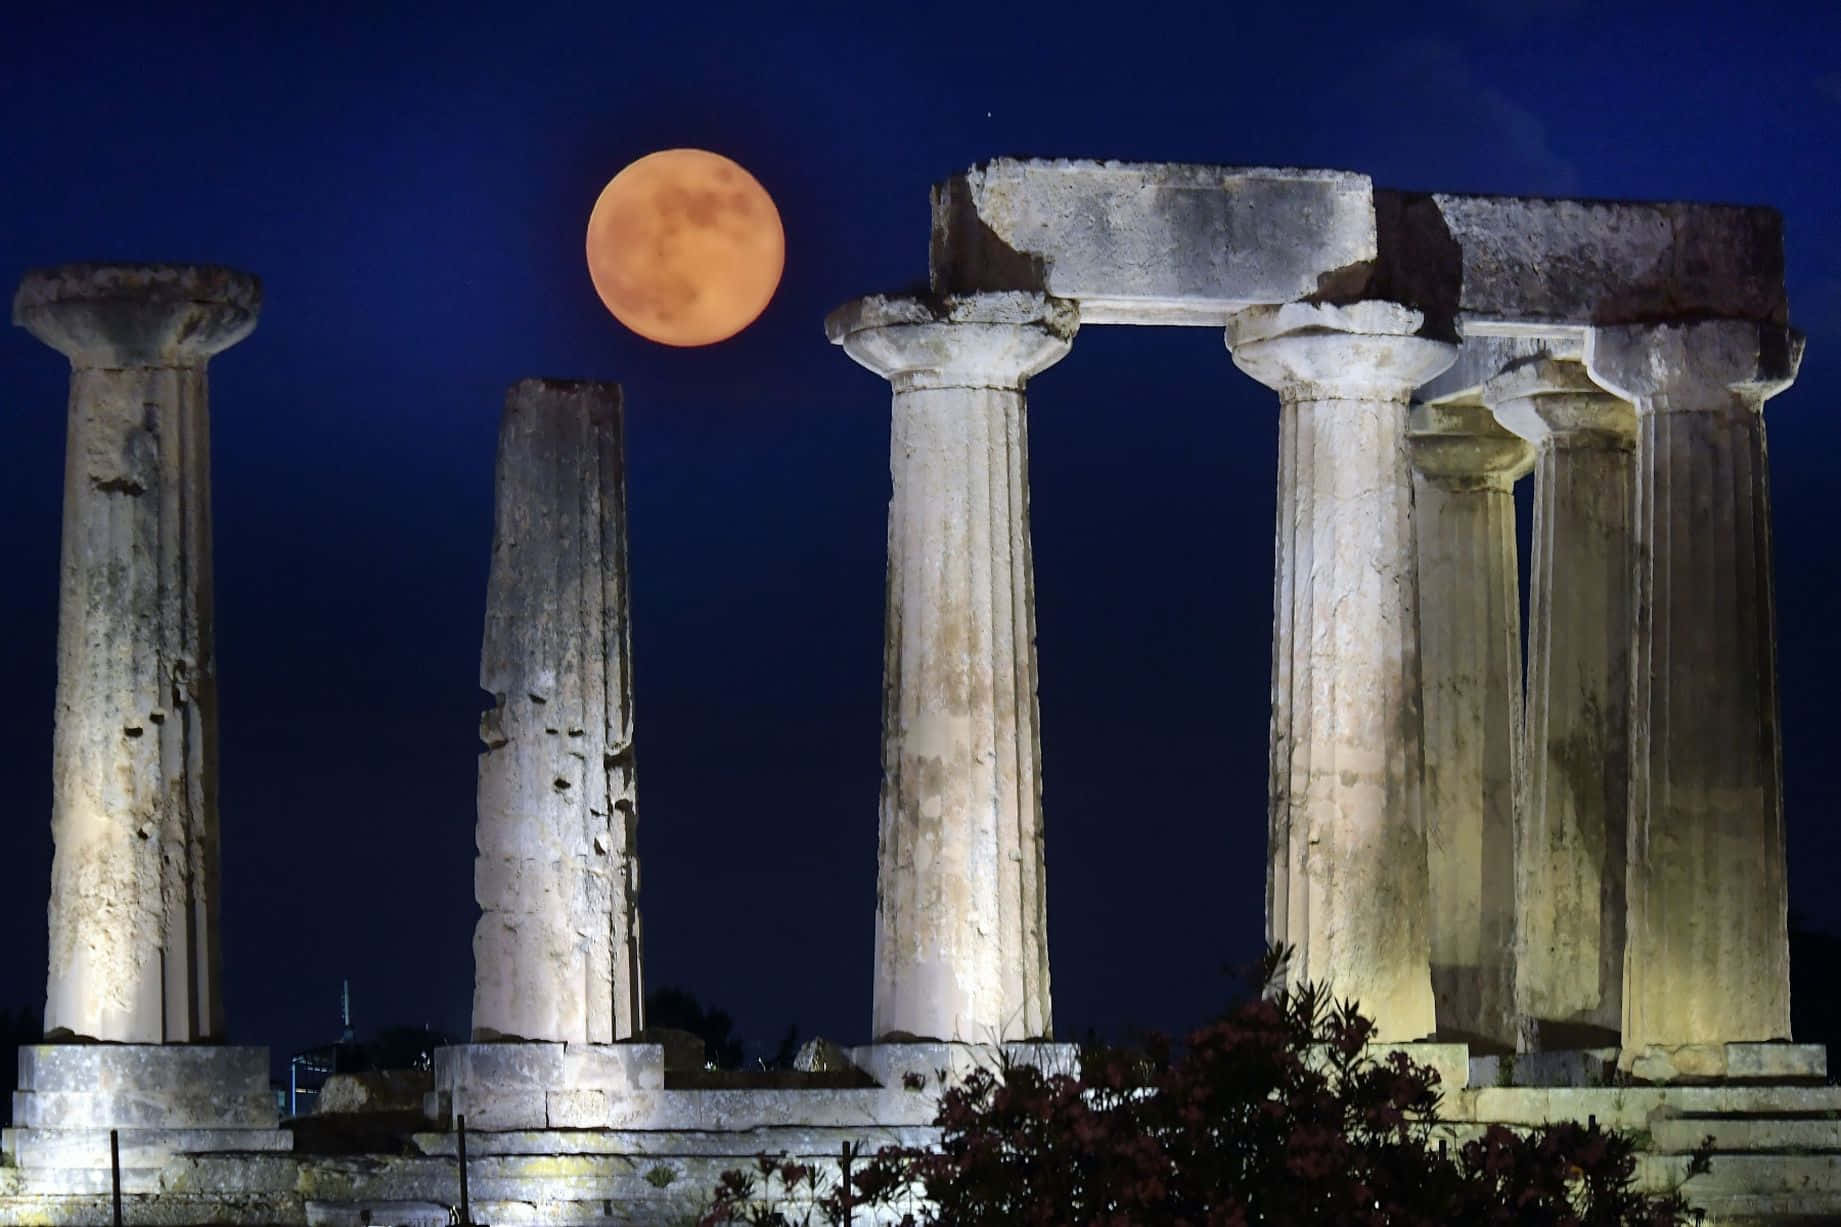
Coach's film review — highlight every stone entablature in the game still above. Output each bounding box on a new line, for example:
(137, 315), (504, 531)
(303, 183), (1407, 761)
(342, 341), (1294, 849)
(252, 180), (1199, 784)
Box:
(930, 158), (1787, 335)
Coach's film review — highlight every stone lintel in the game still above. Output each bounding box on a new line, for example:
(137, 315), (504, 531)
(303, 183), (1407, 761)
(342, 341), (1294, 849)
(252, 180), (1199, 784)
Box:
(925, 159), (1787, 335)
(929, 159), (1376, 325)
(13, 263), (261, 366)
(1433, 192), (1787, 330)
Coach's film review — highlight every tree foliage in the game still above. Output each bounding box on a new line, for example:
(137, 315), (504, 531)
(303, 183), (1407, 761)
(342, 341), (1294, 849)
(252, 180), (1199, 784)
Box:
(701, 950), (1708, 1226)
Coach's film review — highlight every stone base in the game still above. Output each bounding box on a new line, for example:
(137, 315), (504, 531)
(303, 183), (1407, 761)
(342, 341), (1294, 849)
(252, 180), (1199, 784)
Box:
(0, 1078), (1837, 1224)
(1623, 1042), (1827, 1084)
(1469, 1047), (1620, 1088)
(5, 1045), (287, 1173)
(427, 1041), (664, 1131)
(846, 1041), (1079, 1093)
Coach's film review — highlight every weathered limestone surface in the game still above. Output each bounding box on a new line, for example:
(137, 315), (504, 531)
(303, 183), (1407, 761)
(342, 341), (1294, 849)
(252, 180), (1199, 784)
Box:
(826, 292), (1073, 1043)
(847, 1041), (1079, 1093)
(1228, 301), (1455, 1041)
(1586, 322), (1800, 1056)
(6, 1044), (285, 1171)
(428, 1041), (663, 1131)
(13, 264), (259, 1045)
(474, 379), (642, 1044)
(929, 159), (1376, 324)
(928, 159), (1786, 334)
(1483, 357), (1637, 1049)
(1407, 402), (1531, 1052)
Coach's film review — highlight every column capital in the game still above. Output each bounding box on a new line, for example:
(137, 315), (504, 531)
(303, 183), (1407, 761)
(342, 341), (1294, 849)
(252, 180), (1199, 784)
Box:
(1484, 356), (1636, 451)
(1226, 301), (1457, 400)
(1407, 402), (1533, 489)
(14, 264), (261, 368)
(825, 292), (1077, 391)
(1584, 320), (1803, 415)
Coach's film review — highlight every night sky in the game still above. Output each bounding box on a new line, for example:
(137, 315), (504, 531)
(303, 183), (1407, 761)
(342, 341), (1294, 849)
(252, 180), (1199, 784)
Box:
(2, 2), (1838, 1072)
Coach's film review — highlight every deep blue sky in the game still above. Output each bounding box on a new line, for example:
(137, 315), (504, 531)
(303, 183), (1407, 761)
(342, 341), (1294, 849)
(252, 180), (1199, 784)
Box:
(2, 1), (1837, 1069)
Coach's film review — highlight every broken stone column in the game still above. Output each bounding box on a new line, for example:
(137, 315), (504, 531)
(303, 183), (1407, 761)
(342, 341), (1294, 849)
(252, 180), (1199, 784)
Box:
(1586, 322), (1801, 1060)
(14, 265), (258, 1045)
(473, 378), (642, 1045)
(825, 292), (1074, 1044)
(1483, 357), (1636, 1051)
(1407, 401), (1532, 1051)
(1228, 301), (1456, 1042)
(10, 264), (283, 1167)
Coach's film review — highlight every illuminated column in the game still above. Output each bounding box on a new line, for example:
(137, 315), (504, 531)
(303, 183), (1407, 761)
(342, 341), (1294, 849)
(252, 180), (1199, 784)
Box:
(1586, 321), (1801, 1055)
(474, 378), (642, 1043)
(827, 292), (1074, 1043)
(1229, 301), (1456, 1042)
(1482, 357), (1636, 1050)
(1407, 402), (1531, 1051)
(14, 264), (258, 1044)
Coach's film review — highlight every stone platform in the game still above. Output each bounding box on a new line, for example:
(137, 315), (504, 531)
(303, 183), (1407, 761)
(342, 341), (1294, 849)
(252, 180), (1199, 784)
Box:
(3, 1043), (1840, 1224)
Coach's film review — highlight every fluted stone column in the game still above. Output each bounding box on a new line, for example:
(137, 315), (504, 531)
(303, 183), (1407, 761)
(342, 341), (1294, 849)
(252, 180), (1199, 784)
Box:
(1483, 357), (1636, 1050)
(9, 265), (284, 1170)
(826, 292), (1073, 1044)
(473, 379), (642, 1044)
(1407, 402), (1532, 1051)
(1587, 322), (1801, 1058)
(14, 264), (258, 1045)
(1229, 301), (1456, 1041)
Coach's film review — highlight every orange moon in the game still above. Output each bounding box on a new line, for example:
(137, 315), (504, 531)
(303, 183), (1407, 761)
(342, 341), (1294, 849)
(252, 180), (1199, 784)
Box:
(585, 149), (785, 347)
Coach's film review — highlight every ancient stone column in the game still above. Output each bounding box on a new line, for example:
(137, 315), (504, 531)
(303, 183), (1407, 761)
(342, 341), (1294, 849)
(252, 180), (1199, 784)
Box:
(826, 292), (1074, 1044)
(1586, 321), (1801, 1056)
(473, 378), (641, 1044)
(1228, 301), (1456, 1042)
(1483, 357), (1636, 1051)
(14, 264), (258, 1044)
(1407, 401), (1532, 1051)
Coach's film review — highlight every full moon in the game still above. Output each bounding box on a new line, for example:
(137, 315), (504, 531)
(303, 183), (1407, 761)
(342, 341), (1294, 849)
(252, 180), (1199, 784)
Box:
(585, 149), (785, 347)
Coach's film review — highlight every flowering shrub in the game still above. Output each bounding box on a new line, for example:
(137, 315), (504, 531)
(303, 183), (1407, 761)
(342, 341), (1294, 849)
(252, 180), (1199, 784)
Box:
(701, 950), (1709, 1226)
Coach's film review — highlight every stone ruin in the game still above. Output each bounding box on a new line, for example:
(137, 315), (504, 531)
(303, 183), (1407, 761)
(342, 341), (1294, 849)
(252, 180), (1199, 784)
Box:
(0, 158), (1833, 1224)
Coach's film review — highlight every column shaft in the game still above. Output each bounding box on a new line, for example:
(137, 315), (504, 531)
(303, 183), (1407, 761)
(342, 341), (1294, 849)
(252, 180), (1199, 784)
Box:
(880, 382), (1046, 1040)
(1232, 301), (1457, 1041)
(15, 264), (258, 1045)
(1587, 322), (1800, 1052)
(1486, 359), (1636, 1049)
(830, 292), (1074, 1043)
(474, 378), (641, 1044)
(1526, 444), (1633, 1041)
(1409, 403), (1530, 1050)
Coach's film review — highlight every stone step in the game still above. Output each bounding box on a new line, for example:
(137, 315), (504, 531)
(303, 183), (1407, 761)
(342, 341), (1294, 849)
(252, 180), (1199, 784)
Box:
(2, 1125), (293, 1169)
(1650, 1117), (1841, 1153)
(1457, 1083), (1841, 1130)
(1637, 1151), (1841, 1196)
(11, 1088), (277, 1130)
(429, 1085), (942, 1132)
(412, 1122), (941, 1158)
(304, 1201), (454, 1227)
